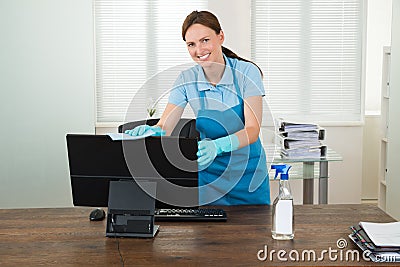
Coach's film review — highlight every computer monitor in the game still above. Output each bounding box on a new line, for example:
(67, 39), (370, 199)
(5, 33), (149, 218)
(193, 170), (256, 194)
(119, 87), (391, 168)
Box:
(66, 134), (199, 209)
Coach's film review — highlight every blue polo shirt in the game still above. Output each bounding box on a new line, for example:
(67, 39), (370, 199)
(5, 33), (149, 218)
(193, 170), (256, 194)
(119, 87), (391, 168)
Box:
(168, 54), (265, 116)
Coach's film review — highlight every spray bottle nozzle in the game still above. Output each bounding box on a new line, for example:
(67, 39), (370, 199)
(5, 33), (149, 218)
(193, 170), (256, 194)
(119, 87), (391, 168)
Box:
(271, 164), (292, 180)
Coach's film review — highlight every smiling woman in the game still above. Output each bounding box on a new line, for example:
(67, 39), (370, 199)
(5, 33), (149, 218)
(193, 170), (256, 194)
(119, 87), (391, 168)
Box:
(184, 23), (225, 79)
(182, 10), (264, 78)
(125, 10), (271, 206)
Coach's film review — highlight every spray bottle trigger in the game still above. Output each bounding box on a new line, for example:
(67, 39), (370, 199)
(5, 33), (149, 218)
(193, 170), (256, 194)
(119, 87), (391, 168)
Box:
(271, 164), (286, 180)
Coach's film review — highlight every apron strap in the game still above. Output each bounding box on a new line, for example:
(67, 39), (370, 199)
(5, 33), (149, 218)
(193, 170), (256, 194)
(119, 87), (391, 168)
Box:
(226, 57), (243, 106)
(198, 90), (206, 140)
(199, 90), (206, 110)
(196, 56), (245, 140)
(197, 57), (243, 110)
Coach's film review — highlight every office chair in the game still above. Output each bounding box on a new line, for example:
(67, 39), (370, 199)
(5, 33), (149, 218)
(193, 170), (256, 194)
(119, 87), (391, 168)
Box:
(118, 118), (200, 139)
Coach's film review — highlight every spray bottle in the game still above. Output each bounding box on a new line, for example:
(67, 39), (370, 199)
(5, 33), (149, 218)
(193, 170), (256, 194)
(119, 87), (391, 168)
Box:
(271, 164), (294, 240)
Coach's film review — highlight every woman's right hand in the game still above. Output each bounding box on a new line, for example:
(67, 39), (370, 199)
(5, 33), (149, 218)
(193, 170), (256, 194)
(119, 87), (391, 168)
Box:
(124, 125), (166, 136)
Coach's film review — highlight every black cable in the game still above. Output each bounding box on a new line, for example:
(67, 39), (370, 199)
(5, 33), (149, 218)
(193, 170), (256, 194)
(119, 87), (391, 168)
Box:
(111, 216), (125, 267)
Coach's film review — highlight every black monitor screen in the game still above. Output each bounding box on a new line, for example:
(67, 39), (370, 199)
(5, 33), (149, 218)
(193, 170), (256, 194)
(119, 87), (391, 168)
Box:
(66, 134), (198, 208)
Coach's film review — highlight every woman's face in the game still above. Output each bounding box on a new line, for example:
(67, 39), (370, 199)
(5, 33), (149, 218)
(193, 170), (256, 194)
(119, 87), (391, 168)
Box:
(184, 23), (224, 67)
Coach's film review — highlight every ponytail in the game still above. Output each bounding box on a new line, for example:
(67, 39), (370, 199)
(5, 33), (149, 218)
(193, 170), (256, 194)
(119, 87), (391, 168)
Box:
(222, 46), (264, 78)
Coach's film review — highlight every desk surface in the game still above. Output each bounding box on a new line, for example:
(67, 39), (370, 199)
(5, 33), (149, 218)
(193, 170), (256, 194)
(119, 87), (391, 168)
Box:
(0, 204), (396, 266)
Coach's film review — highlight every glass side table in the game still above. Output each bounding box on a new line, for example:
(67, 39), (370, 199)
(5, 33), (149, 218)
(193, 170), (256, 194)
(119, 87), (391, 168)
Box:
(265, 145), (342, 204)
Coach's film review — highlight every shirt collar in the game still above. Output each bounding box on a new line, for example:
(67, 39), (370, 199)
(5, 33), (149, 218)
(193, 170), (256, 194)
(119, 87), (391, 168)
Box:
(196, 54), (234, 91)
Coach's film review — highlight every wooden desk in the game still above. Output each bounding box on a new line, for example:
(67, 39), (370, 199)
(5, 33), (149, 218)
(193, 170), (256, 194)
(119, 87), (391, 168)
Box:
(0, 205), (396, 266)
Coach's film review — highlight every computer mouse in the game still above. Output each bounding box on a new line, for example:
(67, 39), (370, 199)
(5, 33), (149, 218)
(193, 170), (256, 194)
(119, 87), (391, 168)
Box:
(89, 208), (105, 221)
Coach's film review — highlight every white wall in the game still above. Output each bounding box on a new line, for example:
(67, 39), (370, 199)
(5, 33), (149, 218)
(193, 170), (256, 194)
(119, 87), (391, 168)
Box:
(208, 0), (251, 59)
(364, 0), (393, 115)
(0, 0), (95, 208)
(362, 115), (381, 200)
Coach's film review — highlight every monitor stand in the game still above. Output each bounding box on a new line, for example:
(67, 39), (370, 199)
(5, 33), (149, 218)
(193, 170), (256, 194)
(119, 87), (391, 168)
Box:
(105, 180), (158, 238)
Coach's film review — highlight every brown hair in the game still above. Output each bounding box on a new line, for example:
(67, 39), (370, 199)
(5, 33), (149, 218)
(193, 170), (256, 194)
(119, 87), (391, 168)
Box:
(182, 10), (263, 77)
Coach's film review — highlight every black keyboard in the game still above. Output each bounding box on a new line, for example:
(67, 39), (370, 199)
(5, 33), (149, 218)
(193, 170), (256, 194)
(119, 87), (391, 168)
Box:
(155, 208), (227, 222)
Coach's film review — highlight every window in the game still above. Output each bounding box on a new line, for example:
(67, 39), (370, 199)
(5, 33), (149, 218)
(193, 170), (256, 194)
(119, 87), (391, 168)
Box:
(95, 0), (206, 124)
(251, 0), (364, 123)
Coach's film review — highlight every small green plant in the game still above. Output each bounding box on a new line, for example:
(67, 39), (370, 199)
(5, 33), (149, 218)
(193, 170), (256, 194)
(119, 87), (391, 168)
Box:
(147, 108), (156, 117)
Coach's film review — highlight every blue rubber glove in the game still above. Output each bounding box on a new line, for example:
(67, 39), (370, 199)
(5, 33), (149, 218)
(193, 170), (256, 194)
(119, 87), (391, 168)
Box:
(124, 125), (165, 136)
(197, 134), (240, 167)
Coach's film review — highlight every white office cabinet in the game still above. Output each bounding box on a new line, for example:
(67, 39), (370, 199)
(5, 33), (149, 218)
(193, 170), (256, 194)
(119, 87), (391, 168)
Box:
(378, 46), (391, 211)
(380, 0), (400, 220)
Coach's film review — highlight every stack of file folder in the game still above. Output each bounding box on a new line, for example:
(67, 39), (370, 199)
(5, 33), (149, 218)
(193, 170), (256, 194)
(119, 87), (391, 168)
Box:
(349, 221), (400, 262)
(276, 119), (326, 158)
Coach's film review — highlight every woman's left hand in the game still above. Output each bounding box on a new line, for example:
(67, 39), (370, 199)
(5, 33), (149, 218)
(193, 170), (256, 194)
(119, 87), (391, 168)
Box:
(197, 139), (217, 167)
(197, 135), (239, 167)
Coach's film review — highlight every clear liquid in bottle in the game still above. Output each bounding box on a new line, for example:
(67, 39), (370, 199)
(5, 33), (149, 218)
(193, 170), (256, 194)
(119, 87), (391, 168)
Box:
(271, 179), (294, 240)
